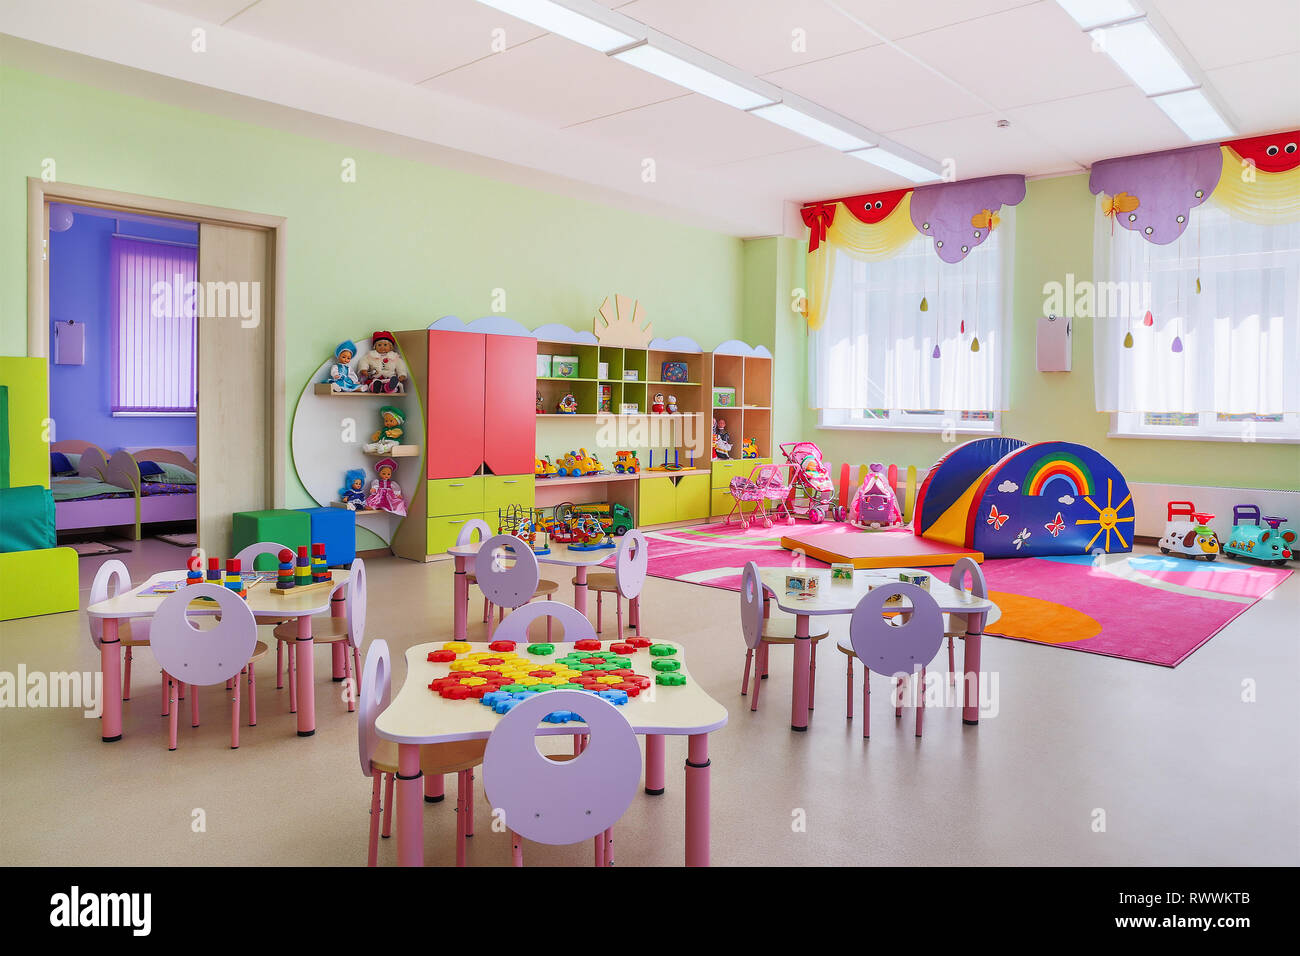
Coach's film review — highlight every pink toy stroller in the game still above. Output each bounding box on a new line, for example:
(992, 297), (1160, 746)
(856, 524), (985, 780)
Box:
(779, 441), (847, 524)
(849, 463), (904, 530)
(726, 463), (792, 529)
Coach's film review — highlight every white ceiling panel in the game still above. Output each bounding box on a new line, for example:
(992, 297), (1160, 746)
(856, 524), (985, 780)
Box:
(897, 1), (1132, 110)
(830, 0), (1038, 42)
(138, 0), (256, 23)
(1152, 0), (1300, 72)
(1207, 53), (1300, 136)
(572, 93), (814, 168)
(710, 146), (922, 203)
(890, 112), (1083, 181)
(609, 0), (878, 77)
(217, 0), (545, 84)
(765, 42), (989, 133)
(421, 32), (687, 128)
(1006, 86), (1188, 167)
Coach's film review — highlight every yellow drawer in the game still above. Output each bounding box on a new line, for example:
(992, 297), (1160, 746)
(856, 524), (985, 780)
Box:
(427, 513), (484, 555)
(711, 458), (770, 487)
(676, 475), (710, 522)
(639, 475), (677, 527)
(484, 474), (535, 517)
(712, 487), (758, 517)
(427, 476), (483, 518)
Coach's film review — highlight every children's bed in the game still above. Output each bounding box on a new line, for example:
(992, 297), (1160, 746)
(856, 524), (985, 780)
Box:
(131, 447), (198, 529)
(50, 441), (197, 539)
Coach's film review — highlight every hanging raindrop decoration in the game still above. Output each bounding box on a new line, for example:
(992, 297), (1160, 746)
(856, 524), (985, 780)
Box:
(1123, 331), (1134, 349)
(1171, 232), (1184, 354)
(970, 256), (981, 352)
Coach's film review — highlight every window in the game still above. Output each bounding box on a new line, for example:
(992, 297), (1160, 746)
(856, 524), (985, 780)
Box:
(110, 236), (198, 415)
(813, 217), (1009, 434)
(1097, 202), (1300, 442)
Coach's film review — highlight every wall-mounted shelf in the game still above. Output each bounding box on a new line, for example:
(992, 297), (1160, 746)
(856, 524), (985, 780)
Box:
(363, 445), (420, 458)
(312, 383), (412, 397)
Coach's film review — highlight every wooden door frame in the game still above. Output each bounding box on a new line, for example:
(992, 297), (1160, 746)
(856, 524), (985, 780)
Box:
(26, 177), (288, 506)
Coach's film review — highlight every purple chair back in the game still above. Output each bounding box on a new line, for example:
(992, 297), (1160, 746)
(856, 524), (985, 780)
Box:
(347, 557), (367, 650)
(482, 690), (641, 846)
(150, 584), (257, 688)
(948, 557), (987, 599)
(89, 559), (133, 649)
(475, 534), (541, 610)
(456, 518), (494, 573)
(614, 529), (648, 600)
(848, 583), (944, 677)
(357, 638), (391, 778)
(235, 540), (288, 571)
(490, 601), (596, 646)
(740, 561), (765, 651)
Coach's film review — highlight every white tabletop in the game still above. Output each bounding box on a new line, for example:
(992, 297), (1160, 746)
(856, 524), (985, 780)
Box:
(758, 566), (995, 618)
(447, 543), (613, 568)
(376, 639), (728, 744)
(87, 569), (349, 620)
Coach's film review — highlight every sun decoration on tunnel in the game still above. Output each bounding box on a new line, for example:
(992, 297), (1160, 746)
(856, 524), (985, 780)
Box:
(1074, 478), (1135, 553)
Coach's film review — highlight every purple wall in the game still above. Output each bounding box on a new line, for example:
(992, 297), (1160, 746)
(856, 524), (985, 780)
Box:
(48, 209), (199, 449)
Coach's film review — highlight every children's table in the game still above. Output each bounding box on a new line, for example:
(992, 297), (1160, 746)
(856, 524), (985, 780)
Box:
(376, 639), (728, 866)
(756, 567), (996, 731)
(445, 543), (613, 640)
(86, 569), (350, 742)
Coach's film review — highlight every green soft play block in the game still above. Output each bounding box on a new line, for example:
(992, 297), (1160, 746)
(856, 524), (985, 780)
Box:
(231, 509), (311, 570)
(0, 385), (10, 488)
(0, 547), (79, 620)
(0, 358), (51, 490)
(0, 486), (57, 553)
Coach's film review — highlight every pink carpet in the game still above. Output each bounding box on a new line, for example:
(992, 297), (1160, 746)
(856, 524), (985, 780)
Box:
(634, 522), (1292, 667)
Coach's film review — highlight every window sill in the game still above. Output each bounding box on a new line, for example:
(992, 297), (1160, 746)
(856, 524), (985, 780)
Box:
(817, 423), (1002, 437)
(112, 411), (197, 418)
(1108, 430), (1299, 445)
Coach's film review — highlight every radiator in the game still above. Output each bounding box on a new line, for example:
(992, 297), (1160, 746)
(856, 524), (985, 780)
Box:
(1128, 482), (1300, 538)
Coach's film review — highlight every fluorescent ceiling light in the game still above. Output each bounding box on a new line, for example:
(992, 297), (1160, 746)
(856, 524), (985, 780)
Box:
(472, 0), (638, 54)
(1054, 0), (1139, 30)
(1090, 18), (1194, 94)
(847, 147), (944, 184)
(747, 103), (873, 151)
(613, 41), (777, 111)
(1151, 88), (1234, 141)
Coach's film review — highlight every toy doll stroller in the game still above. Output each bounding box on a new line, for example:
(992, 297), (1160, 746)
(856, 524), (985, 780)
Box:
(726, 463), (792, 529)
(779, 441), (847, 524)
(848, 463), (904, 530)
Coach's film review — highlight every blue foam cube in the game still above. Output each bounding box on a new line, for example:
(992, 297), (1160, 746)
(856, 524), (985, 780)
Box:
(297, 506), (356, 566)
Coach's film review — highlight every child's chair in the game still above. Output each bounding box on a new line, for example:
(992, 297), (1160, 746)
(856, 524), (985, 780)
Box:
(272, 556), (367, 713)
(482, 689), (642, 866)
(454, 518), (495, 626)
(843, 583), (945, 738)
(578, 529), (647, 635)
(738, 561), (829, 713)
(235, 541), (296, 690)
(150, 583), (268, 750)
(358, 639), (486, 866)
(945, 557), (986, 677)
(89, 560), (153, 704)
(476, 534), (558, 638)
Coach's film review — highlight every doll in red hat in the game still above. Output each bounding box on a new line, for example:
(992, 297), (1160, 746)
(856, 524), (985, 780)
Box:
(359, 331), (408, 394)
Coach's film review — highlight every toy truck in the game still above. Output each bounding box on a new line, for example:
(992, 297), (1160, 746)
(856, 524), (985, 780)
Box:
(1158, 501), (1221, 561)
(1224, 505), (1295, 566)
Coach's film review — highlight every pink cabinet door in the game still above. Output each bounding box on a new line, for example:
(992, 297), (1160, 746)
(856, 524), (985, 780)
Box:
(427, 331), (485, 479)
(483, 334), (536, 477)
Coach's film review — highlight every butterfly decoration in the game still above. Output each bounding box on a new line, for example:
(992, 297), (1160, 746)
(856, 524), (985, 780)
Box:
(1013, 528), (1031, 550)
(987, 505), (1009, 530)
(970, 209), (1000, 232)
(1102, 192), (1140, 218)
(1045, 512), (1066, 537)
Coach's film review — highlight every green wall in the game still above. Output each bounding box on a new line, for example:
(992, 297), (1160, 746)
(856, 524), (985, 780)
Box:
(776, 175), (1298, 490)
(0, 65), (746, 512)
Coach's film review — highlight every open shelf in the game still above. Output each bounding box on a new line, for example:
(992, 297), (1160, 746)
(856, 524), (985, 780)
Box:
(538, 473), (641, 487)
(313, 383), (410, 397)
(362, 445), (420, 458)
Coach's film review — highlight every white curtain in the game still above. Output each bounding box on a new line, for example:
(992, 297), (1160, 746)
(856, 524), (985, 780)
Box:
(810, 211), (1010, 412)
(1093, 198), (1300, 415)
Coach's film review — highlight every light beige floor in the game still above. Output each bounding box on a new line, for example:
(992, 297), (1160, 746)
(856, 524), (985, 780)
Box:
(1, 535), (1296, 866)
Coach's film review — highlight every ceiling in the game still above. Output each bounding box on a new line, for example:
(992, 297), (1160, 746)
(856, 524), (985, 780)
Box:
(4, 0), (1297, 236)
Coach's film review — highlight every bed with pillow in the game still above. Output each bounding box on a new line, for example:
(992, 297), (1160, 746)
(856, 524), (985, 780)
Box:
(130, 447), (198, 529)
(49, 439), (140, 537)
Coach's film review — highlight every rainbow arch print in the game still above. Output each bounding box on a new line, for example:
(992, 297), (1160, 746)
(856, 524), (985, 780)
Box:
(1023, 451), (1094, 498)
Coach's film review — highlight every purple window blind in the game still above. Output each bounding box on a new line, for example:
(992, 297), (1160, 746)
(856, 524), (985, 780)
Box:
(110, 237), (198, 413)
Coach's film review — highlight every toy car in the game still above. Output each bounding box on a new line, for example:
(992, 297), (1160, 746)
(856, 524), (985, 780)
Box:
(614, 451), (639, 474)
(534, 456), (557, 478)
(572, 502), (634, 536)
(555, 448), (601, 477)
(1224, 505), (1295, 566)
(1158, 501), (1220, 561)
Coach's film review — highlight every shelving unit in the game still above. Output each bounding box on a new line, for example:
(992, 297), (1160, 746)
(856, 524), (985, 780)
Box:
(708, 349), (774, 518)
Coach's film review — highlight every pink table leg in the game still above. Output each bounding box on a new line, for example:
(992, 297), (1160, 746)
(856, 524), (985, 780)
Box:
(100, 618), (123, 742)
(684, 733), (711, 867)
(330, 592), (347, 681)
(790, 614), (812, 731)
(645, 734), (665, 795)
(295, 614), (316, 736)
(453, 555), (468, 641)
(424, 773), (445, 803)
(573, 565), (589, 615)
(962, 612), (986, 725)
(396, 742), (424, 867)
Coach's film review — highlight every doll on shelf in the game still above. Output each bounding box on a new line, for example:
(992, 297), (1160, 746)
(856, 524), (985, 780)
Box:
(666, 394), (679, 414)
(651, 392), (666, 414)
(359, 331), (408, 394)
(339, 468), (368, 510)
(363, 405), (405, 454)
(556, 393), (578, 414)
(365, 458), (407, 516)
(713, 418), (733, 459)
(323, 340), (364, 392)
(536, 390), (545, 414)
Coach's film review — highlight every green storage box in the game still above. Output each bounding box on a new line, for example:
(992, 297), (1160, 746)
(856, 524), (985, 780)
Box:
(231, 509), (311, 570)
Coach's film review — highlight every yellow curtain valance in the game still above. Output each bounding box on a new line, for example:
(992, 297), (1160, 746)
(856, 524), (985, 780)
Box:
(1211, 145), (1300, 225)
(805, 194), (918, 331)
